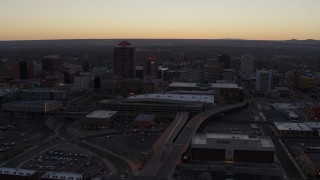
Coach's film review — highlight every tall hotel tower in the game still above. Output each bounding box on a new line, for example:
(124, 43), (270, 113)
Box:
(113, 40), (136, 79)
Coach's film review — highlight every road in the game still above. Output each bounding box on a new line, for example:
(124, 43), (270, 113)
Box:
(156, 101), (249, 179)
(262, 126), (303, 180)
(75, 141), (133, 176)
(141, 112), (189, 177)
(2, 120), (136, 178)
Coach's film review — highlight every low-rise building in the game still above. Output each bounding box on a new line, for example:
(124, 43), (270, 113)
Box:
(0, 167), (38, 180)
(41, 171), (83, 180)
(273, 122), (313, 137)
(2, 100), (62, 113)
(21, 89), (66, 101)
(168, 82), (243, 104)
(133, 114), (155, 129)
(271, 103), (297, 111)
(81, 110), (118, 129)
(191, 133), (275, 164)
(0, 88), (20, 107)
(98, 93), (214, 116)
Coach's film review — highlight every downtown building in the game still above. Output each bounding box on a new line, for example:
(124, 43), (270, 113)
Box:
(41, 55), (63, 87)
(13, 60), (34, 80)
(240, 54), (255, 78)
(203, 59), (223, 83)
(255, 69), (272, 94)
(113, 40), (136, 79)
(191, 133), (275, 164)
(143, 53), (158, 81)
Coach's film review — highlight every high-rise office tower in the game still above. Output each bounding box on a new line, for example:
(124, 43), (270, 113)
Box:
(241, 54), (255, 74)
(256, 69), (272, 92)
(218, 54), (231, 69)
(113, 40), (136, 79)
(13, 61), (34, 80)
(203, 60), (223, 83)
(143, 53), (158, 81)
(41, 55), (63, 87)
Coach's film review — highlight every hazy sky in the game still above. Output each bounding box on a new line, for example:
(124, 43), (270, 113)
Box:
(1, 0), (320, 40)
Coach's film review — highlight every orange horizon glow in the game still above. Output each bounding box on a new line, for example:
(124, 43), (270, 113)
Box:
(1, 0), (320, 41)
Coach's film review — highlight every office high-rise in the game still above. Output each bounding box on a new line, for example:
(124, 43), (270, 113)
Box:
(241, 54), (255, 74)
(41, 55), (63, 87)
(256, 69), (272, 92)
(144, 53), (158, 81)
(13, 61), (34, 80)
(218, 54), (231, 69)
(113, 40), (135, 79)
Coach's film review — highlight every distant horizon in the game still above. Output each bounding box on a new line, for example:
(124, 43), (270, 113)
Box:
(1, 1), (320, 41)
(1, 37), (319, 42)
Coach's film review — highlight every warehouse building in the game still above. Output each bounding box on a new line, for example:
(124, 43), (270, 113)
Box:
(273, 122), (313, 137)
(0, 167), (38, 180)
(133, 114), (156, 129)
(81, 110), (118, 129)
(191, 133), (275, 164)
(1, 100), (62, 113)
(41, 171), (83, 180)
(98, 93), (214, 116)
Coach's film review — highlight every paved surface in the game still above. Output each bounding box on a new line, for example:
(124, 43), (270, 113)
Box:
(1, 119), (136, 178)
(141, 112), (189, 177)
(75, 141), (135, 176)
(156, 101), (249, 179)
(262, 126), (303, 180)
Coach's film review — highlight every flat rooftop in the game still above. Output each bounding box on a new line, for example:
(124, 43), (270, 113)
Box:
(134, 114), (155, 122)
(0, 88), (20, 95)
(86, 110), (118, 119)
(0, 167), (36, 176)
(305, 122), (320, 129)
(169, 82), (239, 89)
(42, 171), (83, 180)
(192, 133), (274, 148)
(4, 100), (61, 105)
(21, 88), (65, 93)
(272, 103), (297, 110)
(274, 122), (313, 131)
(127, 93), (214, 103)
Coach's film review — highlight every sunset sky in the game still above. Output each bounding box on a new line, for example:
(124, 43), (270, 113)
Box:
(1, 0), (320, 40)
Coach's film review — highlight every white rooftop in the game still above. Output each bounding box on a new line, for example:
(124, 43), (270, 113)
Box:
(272, 103), (297, 110)
(86, 110), (118, 119)
(211, 83), (239, 89)
(274, 122), (313, 131)
(127, 93), (214, 103)
(0, 167), (36, 176)
(42, 171), (83, 180)
(169, 82), (239, 89)
(0, 88), (20, 96)
(192, 133), (274, 148)
(305, 122), (320, 129)
(284, 111), (298, 118)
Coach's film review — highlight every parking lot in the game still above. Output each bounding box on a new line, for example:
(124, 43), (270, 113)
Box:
(196, 108), (262, 136)
(88, 131), (161, 164)
(0, 112), (52, 162)
(21, 143), (109, 176)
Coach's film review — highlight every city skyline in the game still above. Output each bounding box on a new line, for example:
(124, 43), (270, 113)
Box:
(1, 0), (320, 41)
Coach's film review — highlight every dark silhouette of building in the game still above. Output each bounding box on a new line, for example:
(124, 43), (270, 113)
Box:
(203, 60), (223, 82)
(218, 54), (231, 69)
(41, 55), (62, 73)
(144, 53), (158, 80)
(113, 40), (135, 79)
(41, 55), (63, 87)
(13, 61), (34, 80)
